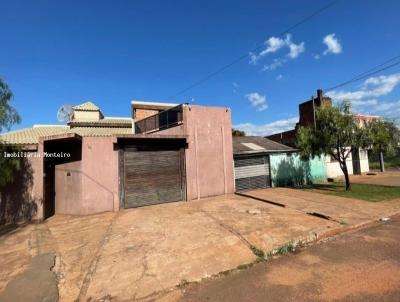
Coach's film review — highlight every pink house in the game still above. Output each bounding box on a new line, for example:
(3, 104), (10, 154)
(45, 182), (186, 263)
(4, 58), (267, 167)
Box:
(0, 101), (234, 222)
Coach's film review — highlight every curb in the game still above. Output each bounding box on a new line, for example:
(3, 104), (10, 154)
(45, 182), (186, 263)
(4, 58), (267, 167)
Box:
(298, 210), (400, 247)
(148, 210), (400, 300)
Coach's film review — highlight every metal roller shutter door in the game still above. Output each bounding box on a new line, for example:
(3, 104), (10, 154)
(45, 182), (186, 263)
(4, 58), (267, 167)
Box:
(124, 150), (184, 208)
(234, 155), (271, 192)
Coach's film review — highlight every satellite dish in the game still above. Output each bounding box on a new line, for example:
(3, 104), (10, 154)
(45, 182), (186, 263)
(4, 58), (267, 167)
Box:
(57, 104), (73, 123)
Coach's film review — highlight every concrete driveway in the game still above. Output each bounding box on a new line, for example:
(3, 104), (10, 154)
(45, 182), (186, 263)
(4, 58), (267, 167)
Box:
(1, 190), (399, 301)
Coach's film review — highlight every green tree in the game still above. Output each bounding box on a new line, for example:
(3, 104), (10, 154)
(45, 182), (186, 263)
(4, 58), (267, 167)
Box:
(365, 119), (400, 172)
(296, 103), (368, 191)
(232, 128), (246, 136)
(0, 78), (21, 187)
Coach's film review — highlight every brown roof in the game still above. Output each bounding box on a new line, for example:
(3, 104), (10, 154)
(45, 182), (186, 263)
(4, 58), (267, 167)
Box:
(0, 126), (70, 145)
(72, 101), (100, 111)
(0, 125), (132, 146)
(233, 136), (295, 155)
(68, 118), (132, 127)
(71, 127), (132, 137)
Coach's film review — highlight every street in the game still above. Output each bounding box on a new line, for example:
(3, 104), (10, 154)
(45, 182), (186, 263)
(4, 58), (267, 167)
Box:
(178, 214), (400, 302)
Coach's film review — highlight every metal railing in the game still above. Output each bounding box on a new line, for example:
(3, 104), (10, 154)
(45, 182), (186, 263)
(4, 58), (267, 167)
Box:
(134, 104), (184, 134)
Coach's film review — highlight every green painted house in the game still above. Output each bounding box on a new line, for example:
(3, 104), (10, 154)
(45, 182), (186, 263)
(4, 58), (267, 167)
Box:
(232, 136), (326, 191)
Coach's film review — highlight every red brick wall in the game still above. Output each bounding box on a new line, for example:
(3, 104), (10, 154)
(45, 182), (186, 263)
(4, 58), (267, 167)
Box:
(267, 130), (297, 147)
(134, 109), (159, 121)
(298, 98), (332, 128)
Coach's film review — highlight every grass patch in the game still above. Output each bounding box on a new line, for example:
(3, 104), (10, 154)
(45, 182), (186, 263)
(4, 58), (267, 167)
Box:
(265, 241), (298, 260)
(177, 279), (190, 288)
(310, 182), (400, 202)
(206, 242), (301, 282)
(249, 245), (265, 259)
(275, 242), (296, 255)
(237, 263), (254, 270)
(218, 269), (235, 276)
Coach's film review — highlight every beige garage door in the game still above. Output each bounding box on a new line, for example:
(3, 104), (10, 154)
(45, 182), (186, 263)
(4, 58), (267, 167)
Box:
(234, 155), (271, 191)
(123, 149), (185, 208)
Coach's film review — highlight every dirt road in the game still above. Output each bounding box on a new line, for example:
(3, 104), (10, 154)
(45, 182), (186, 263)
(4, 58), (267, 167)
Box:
(179, 215), (400, 302)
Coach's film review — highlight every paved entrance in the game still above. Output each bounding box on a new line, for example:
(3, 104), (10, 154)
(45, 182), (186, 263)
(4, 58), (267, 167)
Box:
(0, 189), (399, 301)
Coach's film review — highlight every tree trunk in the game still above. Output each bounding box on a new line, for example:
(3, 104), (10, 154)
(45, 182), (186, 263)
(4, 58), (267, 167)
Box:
(342, 161), (351, 191)
(379, 151), (385, 172)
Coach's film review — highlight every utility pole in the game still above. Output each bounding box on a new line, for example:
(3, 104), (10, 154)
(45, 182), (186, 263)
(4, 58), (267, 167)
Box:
(379, 151), (385, 172)
(312, 95), (316, 130)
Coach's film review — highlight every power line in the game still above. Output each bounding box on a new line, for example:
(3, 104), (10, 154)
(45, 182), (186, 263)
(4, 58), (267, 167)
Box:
(348, 54), (400, 79)
(324, 56), (400, 91)
(167, 0), (341, 100)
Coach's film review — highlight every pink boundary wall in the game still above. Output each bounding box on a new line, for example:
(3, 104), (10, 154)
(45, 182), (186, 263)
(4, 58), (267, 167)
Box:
(25, 105), (234, 220)
(55, 136), (118, 215)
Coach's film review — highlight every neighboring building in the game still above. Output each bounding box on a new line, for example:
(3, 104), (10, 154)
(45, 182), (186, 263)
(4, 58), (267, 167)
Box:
(267, 89), (331, 147)
(267, 89), (373, 178)
(0, 101), (233, 223)
(325, 114), (379, 178)
(324, 147), (370, 178)
(232, 136), (326, 191)
(354, 113), (380, 127)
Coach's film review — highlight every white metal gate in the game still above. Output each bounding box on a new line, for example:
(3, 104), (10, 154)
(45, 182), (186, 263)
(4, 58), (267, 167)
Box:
(234, 155), (271, 191)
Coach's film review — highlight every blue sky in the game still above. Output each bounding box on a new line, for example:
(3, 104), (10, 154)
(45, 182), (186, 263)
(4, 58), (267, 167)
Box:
(1, 0), (400, 135)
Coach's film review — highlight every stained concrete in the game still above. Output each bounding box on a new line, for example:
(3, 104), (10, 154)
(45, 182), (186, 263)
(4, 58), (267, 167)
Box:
(0, 253), (58, 302)
(177, 214), (400, 302)
(0, 190), (399, 301)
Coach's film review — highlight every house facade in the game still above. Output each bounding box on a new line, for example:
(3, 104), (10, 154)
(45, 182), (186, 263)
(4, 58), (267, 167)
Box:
(267, 89), (372, 178)
(0, 101), (234, 223)
(233, 136), (326, 191)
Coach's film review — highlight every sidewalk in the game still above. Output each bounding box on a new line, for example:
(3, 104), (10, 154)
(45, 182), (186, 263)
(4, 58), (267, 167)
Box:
(0, 189), (399, 301)
(242, 188), (400, 225)
(176, 214), (400, 302)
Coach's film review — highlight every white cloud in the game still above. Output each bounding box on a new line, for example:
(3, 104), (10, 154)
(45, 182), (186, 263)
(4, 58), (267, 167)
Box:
(323, 33), (342, 55)
(249, 52), (258, 64)
(355, 100), (400, 121)
(276, 74), (283, 80)
(314, 54), (320, 60)
(260, 37), (286, 56)
(351, 99), (379, 108)
(250, 34), (305, 65)
(250, 36), (286, 64)
(232, 82), (239, 93)
(327, 73), (400, 101)
(374, 100), (400, 113)
(245, 92), (268, 112)
(327, 73), (400, 121)
(262, 58), (287, 71)
(288, 41), (305, 59)
(234, 117), (298, 136)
